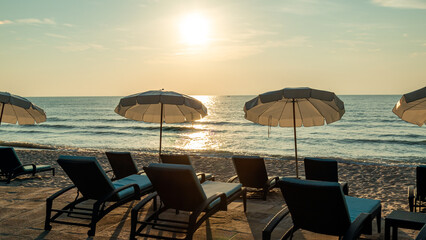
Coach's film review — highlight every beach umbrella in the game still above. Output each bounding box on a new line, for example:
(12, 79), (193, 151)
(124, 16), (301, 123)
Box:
(392, 86), (426, 127)
(244, 87), (345, 178)
(114, 90), (208, 160)
(0, 91), (46, 125)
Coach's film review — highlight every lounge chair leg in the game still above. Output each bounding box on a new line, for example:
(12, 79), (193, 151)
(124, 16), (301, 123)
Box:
(6, 173), (12, 184)
(243, 188), (247, 212)
(282, 226), (295, 240)
(263, 187), (268, 201)
(44, 199), (53, 230)
(130, 207), (138, 240)
(88, 205), (100, 237)
(409, 196), (414, 212)
(415, 199), (418, 212)
(377, 205), (381, 233)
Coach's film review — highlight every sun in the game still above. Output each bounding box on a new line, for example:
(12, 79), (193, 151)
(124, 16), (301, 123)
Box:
(179, 13), (210, 46)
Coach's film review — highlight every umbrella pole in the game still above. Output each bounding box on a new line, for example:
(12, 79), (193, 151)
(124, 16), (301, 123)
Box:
(0, 103), (4, 126)
(159, 103), (164, 162)
(292, 99), (299, 178)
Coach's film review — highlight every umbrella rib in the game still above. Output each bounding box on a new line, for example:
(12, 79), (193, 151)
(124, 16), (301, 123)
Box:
(10, 104), (20, 124)
(295, 100), (304, 127)
(26, 105), (39, 124)
(277, 99), (289, 125)
(255, 101), (281, 125)
(305, 98), (327, 120)
(176, 105), (188, 122)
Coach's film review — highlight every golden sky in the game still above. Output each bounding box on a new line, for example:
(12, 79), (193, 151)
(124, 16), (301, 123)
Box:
(1, 0), (425, 96)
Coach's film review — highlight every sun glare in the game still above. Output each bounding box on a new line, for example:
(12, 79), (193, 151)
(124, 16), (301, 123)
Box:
(179, 13), (210, 46)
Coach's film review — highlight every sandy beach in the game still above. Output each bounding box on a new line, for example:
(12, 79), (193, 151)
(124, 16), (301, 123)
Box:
(0, 147), (421, 239)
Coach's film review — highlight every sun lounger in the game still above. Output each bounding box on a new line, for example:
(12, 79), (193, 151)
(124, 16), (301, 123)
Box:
(44, 155), (153, 237)
(417, 224), (426, 240)
(0, 147), (54, 183)
(304, 157), (349, 195)
(130, 163), (246, 240)
(160, 154), (215, 182)
(263, 178), (381, 240)
(106, 151), (143, 180)
(409, 166), (426, 212)
(229, 155), (278, 200)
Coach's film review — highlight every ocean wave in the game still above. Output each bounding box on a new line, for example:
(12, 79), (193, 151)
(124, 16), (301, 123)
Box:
(69, 130), (132, 136)
(37, 124), (76, 129)
(339, 138), (425, 146)
(198, 121), (256, 127)
(0, 140), (56, 149)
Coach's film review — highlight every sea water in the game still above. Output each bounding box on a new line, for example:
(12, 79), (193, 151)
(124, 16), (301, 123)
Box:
(0, 95), (424, 165)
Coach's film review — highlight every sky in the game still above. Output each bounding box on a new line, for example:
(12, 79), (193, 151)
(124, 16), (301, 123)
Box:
(0, 0), (425, 96)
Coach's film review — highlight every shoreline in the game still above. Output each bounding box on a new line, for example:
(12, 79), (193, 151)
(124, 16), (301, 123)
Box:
(0, 140), (422, 168)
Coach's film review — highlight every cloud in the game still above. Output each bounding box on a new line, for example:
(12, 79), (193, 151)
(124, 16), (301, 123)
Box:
(56, 43), (106, 52)
(334, 39), (374, 48)
(0, 20), (13, 25)
(122, 45), (153, 51)
(45, 33), (68, 39)
(147, 35), (310, 64)
(278, 0), (342, 15)
(0, 18), (57, 26)
(372, 0), (426, 9)
(16, 18), (56, 25)
(411, 52), (426, 57)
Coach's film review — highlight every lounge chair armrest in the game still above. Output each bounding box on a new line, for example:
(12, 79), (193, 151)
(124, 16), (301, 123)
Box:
(266, 176), (279, 188)
(227, 175), (239, 183)
(262, 207), (290, 240)
(415, 224), (426, 240)
(190, 192), (227, 223)
(196, 173), (206, 183)
(105, 169), (116, 179)
(14, 164), (36, 173)
(47, 185), (76, 201)
(342, 213), (370, 240)
(132, 192), (158, 213)
(99, 183), (141, 203)
(198, 192), (227, 213)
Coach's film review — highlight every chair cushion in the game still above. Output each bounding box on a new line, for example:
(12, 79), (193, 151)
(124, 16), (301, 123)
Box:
(113, 174), (152, 200)
(202, 181), (242, 208)
(345, 196), (380, 222)
(21, 165), (52, 173)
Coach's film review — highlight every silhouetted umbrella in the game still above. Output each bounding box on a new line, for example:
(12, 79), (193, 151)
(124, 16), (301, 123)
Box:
(244, 87), (345, 178)
(392, 86), (426, 126)
(0, 91), (46, 125)
(114, 90), (208, 160)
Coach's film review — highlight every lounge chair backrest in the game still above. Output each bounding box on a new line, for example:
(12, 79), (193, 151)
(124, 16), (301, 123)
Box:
(105, 152), (138, 179)
(304, 157), (338, 182)
(58, 156), (115, 200)
(279, 178), (351, 236)
(417, 166), (426, 200)
(232, 156), (268, 188)
(0, 147), (23, 172)
(144, 163), (207, 211)
(160, 154), (192, 165)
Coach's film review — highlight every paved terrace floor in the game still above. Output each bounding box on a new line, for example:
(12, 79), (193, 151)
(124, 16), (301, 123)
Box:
(0, 186), (418, 239)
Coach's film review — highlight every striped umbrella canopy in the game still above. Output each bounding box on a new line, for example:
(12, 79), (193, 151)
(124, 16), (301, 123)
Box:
(244, 87), (345, 178)
(392, 86), (426, 127)
(0, 92), (46, 125)
(115, 90), (208, 160)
